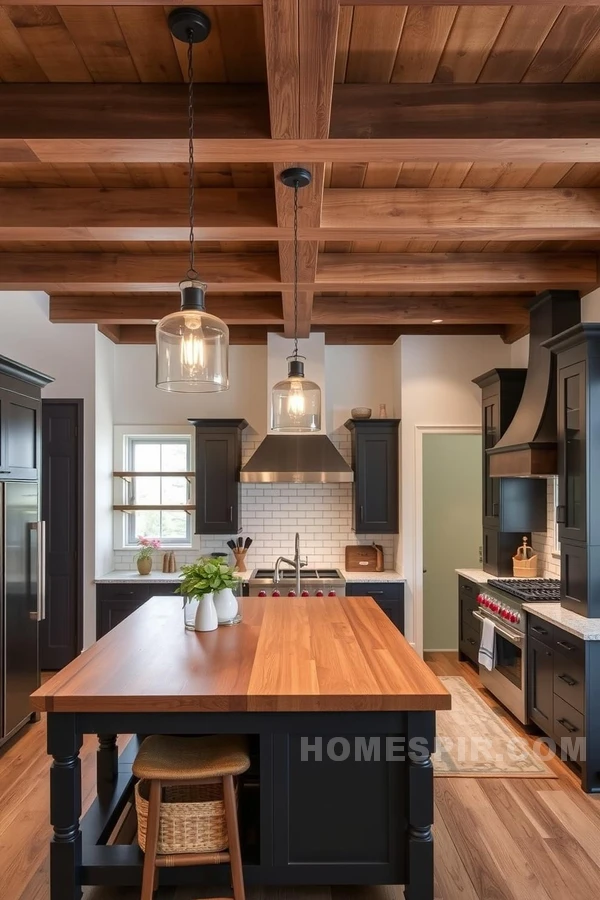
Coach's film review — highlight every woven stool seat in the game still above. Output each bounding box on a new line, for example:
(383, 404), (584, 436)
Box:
(133, 734), (250, 782)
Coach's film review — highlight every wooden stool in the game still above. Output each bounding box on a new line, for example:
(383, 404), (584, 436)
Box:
(132, 734), (251, 900)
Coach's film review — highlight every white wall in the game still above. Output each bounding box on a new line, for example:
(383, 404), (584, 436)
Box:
(113, 344), (268, 433)
(510, 335), (529, 368)
(399, 335), (512, 648)
(325, 344), (397, 432)
(0, 291), (98, 647)
(95, 332), (115, 581)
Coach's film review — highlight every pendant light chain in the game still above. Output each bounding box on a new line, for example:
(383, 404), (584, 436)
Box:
(186, 31), (197, 280)
(293, 182), (299, 360)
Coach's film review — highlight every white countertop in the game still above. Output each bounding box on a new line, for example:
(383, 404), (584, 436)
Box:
(95, 571), (183, 584)
(340, 569), (404, 582)
(523, 602), (600, 641)
(455, 568), (491, 584)
(96, 568), (404, 585)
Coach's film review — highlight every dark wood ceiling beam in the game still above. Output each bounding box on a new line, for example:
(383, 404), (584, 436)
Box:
(5, 84), (600, 164)
(311, 295), (531, 325)
(49, 294), (284, 325)
(5, 187), (600, 242)
(10, 137), (600, 165)
(0, 188), (278, 241)
(0, 253), (281, 292)
(331, 84), (600, 141)
(315, 253), (598, 291)
(319, 189), (600, 241)
(106, 323), (509, 347)
(266, 0), (338, 337)
(0, 84), (270, 140)
(0, 252), (594, 292)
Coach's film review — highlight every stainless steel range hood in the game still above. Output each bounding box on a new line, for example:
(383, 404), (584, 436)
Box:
(488, 290), (580, 478)
(240, 435), (353, 483)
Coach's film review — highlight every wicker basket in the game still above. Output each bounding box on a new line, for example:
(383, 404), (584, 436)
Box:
(512, 536), (538, 578)
(135, 779), (231, 855)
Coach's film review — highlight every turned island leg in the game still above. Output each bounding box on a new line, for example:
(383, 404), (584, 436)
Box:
(97, 733), (118, 800)
(404, 711), (435, 900)
(47, 713), (83, 900)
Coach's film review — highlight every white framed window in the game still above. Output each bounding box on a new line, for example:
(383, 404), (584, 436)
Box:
(114, 426), (198, 550)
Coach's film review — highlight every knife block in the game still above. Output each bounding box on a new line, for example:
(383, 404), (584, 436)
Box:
(233, 548), (248, 573)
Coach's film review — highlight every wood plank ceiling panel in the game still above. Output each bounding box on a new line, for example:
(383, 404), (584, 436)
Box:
(0, 8), (48, 80)
(3, 5), (92, 81)
(478, 6), (562, 83)
(113, 7), (181, 82)
(391, 6), (458, 83)
(345, 5), (408, 83)
(523, 6), (600, 82)
(434, 5), (511, 84)
(56, 6), (140, 81)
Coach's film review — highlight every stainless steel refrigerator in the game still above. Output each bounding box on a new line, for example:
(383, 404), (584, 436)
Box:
(1, 481), (45, 742)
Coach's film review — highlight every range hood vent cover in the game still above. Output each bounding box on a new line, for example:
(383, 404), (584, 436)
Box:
(487, 290), (580, 477)
(240, 435), (353, 484)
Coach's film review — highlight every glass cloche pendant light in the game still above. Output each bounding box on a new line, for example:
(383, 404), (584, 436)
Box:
(156, 9), (229, 393)
(271, 168), (321, 432)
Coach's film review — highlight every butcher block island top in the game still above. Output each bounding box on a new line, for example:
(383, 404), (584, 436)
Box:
(32, 594), (450, 714)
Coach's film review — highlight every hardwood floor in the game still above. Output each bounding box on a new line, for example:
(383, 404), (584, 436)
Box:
(2, 654), (600, 899)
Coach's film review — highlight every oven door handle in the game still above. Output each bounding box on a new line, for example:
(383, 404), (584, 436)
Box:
(472, 610), (523, 645)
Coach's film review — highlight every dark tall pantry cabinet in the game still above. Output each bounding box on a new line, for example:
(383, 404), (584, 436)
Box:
(545, 324), (600, 617)
(0, 356), (53, 747)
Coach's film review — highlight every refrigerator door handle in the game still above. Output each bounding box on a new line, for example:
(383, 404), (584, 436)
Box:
(32, 521), (47, 621)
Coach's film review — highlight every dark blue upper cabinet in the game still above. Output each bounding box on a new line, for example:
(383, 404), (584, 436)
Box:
(345, 419), (400, 534)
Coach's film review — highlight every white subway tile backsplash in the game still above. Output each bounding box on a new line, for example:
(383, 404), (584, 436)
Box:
(531, 479), (560, 578)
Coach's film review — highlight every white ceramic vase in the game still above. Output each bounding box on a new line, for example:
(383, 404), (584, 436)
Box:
(214, 588), (239, 625)
(194, 593), (218, 632)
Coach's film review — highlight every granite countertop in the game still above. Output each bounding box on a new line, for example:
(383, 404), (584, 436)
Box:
(340, 569), (404, 582)
(455, 568), (491, 584)
(522, 602), (600, 641)
(96, 568), (405, 585)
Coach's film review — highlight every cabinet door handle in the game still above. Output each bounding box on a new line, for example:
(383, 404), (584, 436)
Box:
(557, 640), (576, 653)
(228, 506), (233, 522)
(359, 505), (364, 521)
(557, 717), (579, 734)
(369, 591), (384, 596)
(556, 505), (566, 524)
(532, 625), (549, 636)
(492, 502), (500, 516)
(467, 638), (476, 646)
(0, 469), (9, 474)
(557, 673), (577, 687)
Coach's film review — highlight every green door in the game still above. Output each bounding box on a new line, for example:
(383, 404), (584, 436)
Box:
(423, 433), (482, 652)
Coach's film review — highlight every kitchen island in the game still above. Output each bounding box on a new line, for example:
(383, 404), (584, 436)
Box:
(32, 595), (450, 899)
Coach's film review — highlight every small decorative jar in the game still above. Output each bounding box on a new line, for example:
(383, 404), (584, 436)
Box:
(183, 597), (199, 631)
(137, 556), (153, 576)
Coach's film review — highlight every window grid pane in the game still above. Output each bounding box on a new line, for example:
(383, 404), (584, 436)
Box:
(125, 436), (192, 546)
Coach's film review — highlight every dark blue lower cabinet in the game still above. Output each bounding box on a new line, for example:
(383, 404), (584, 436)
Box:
(344, 581), (405, 634)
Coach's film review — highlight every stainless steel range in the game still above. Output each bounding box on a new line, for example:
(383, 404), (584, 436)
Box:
(249, 568), (345, 597)
(474, 578), (560, 724)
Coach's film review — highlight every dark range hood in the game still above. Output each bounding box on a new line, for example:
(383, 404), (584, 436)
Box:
(240, 435), (353, 484)
(488, 290), (581, 478)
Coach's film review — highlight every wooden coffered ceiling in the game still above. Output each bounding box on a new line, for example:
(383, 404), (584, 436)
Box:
(2, 2), (600, 344)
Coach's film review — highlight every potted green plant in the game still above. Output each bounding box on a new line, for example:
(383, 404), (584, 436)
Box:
(177, 557), (241, 631)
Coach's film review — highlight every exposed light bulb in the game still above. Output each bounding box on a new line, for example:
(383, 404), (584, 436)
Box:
(286, 379), (306, 419)
(180, 330), (205, 374)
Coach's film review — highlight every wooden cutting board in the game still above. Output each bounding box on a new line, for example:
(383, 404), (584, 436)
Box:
(345, 544), (383, 572)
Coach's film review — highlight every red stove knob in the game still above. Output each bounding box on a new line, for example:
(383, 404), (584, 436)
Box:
(288, 590), (297, 597)
(258, 590), (267, 597)
(316, 590), (324, 597)
(477, 594), (484, 605)
(483, 597), (490, 607)
(492, 603), (500, 613)
(503, 610), (510, 619)
(272, 590), (281, 597)
(511, 612), (519, 624)
(328, 590), (337, 597)
(301, 590), (310, 597)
